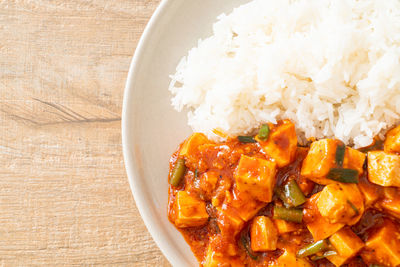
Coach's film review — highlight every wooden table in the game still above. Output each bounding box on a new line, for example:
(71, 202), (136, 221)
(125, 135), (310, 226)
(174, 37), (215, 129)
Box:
(0, 0), (170, 265)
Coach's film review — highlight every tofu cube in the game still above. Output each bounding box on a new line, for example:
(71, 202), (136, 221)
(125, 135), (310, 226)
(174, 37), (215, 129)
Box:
(208, 234), (238, 257)
(301, 140), (364, 185)
(256, 120), (298, 167)
(204, 245), (243, 267)
(273, 219), (299, 234)
(358, 177), (382, 207)
(272, 249), (312, 267)
(379, 187), (400, 219)
(179, 132), (210, 157)
(224, 188), (266, 221)
(303, 192), (344, 241)
(384, 125), (400, 153)
(296, 176), (315, 197)
(301, 139), (339, 185)
(295, 147), (316, 196)
(200, 171), (219, 195)
(174, 191), (209, 228)
(327, 228), (364, 267)
(204, 247), (224, 267)
(216, 206), (244, 237)
(368, 151), (400, 187)
(317, 183), (364, 225)
(362, 220), (400, 266)
(250, 216), (278, 252)
(234, 155), (277, 202)
(343, 147), (366, 175)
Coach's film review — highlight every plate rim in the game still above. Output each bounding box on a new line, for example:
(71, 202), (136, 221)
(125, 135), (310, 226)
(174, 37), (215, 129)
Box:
(121, 0), (181, 266)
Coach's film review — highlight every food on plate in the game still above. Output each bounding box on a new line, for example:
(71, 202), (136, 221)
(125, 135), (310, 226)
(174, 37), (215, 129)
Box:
(167, 120), (400, 266)
(169, 0), (400, 148)
(165, 0), (400, 265)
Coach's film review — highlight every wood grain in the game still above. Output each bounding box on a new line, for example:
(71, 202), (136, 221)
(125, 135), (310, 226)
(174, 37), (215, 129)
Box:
(0, 0), (171, 265)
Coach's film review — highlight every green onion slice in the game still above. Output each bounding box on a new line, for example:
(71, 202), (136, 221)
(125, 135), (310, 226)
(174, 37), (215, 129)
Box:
(273, 206), (303, 223)
(347, 200), (359, 216)
(238, 136), (256, 143)
(311, 250), (337, 261)
(335, 143), (346, 167)
(240, 232), (258, 260)
(297, 240), (329, 258)
(169, 158), (186, 187)
(277, 180), (306, 207)
(258, 124), (270, 141)
(327, 168), (359, 183)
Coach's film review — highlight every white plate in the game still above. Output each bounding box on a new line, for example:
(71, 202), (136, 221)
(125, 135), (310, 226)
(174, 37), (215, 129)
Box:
(122, 0), (251, 266)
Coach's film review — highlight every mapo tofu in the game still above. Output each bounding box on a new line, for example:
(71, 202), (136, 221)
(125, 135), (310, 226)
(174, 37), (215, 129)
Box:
(167, 120), (400, 266)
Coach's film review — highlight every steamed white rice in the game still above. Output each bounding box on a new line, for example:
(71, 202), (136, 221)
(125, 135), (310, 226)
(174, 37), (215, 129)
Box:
(169, 0), (400, 148)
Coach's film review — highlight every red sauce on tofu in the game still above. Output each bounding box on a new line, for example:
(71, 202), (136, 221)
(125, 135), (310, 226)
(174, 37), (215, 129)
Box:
(167, 120), (400, 267)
